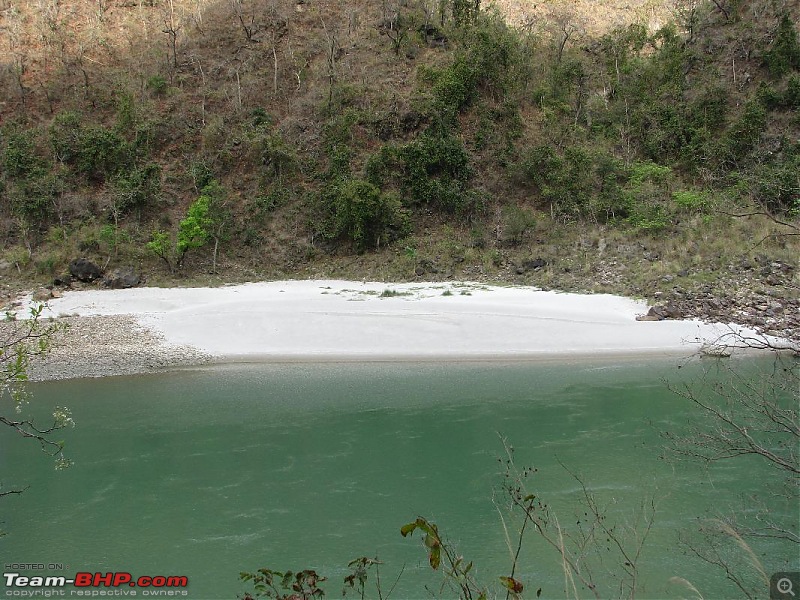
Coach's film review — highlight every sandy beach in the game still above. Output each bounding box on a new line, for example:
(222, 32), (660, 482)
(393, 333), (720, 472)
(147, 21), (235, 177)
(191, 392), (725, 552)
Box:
(14, 280), (774, 380)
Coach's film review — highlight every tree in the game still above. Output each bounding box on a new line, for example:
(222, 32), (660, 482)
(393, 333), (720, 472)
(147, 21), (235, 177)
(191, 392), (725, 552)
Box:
(147, 181), (229, 273)
(1, 305), (72, 501)
(178, 180), (228, 271)
(662, 345), (799, 599)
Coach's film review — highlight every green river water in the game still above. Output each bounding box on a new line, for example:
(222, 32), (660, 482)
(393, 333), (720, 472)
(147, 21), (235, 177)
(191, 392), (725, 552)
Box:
(1, 357), (797, 599)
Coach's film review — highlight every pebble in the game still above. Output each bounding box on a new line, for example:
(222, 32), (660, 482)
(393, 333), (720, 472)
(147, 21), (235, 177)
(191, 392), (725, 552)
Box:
(9, 315), (214, 381)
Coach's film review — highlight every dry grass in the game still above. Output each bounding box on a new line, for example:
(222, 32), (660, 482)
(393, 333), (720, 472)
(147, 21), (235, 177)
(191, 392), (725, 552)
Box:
(491, 0), (672, 36)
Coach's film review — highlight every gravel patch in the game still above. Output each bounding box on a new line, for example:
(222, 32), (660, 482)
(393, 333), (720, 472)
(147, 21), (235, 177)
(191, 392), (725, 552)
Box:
(23, 315), (213, 381)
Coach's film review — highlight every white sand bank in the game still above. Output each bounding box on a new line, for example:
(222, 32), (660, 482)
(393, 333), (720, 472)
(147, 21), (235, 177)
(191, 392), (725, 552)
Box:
(26, 280), (762, 362)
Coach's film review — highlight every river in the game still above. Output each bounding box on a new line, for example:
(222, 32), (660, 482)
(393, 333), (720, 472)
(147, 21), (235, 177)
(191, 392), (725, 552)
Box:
(2, 356), (796, 599)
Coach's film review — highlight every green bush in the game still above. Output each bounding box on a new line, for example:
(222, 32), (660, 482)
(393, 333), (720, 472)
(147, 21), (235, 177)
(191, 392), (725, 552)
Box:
(420, 14), (520, 125)
(113, 163), (161, 216)
(763, 14), (800, 78)
(49, 111), (82, 164)
(1, 131), (41, 178)
(722, 100), (767, 164)
(49, 112), (133, 182)
(260, 134), (298, 183)
(400, 131), (472, 211)
(76, 126), (131, 181)
(177, 194), (213, 256)
(672, 189), (709, 212)
(500, 205), (536, 245)
(146, 75), (168, 96)
(188, 161), (215, 191)
(146, 230), (173, 271)
(750, 147), (800, 215)
(7, 170), (64, 226)
(624, 161), (673, 231)
(759, 76), (800, 110)
(325, 178), (410, 252)
(519, 145), (628, 221)
(451, 0), (480, 27)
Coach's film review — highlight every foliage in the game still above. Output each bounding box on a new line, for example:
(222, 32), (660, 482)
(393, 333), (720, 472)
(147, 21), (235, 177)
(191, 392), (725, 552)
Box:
(113, 163), (161, 217)
(450, 0), (481, 28)
(1, 305), (73, 487)
(188, 161), (215, 191)
(721, 99), (767, 166)
(763, 14), (800, 78)
(324, 178), (410, 252)
(145, 180), (229, 272)
(1, 0), (798, 279)
(623, 161), (673, 231)
(518, 145), (628, 221)
(758, 76), (800, 110)
(6, 172), (62, 226)
(366, 129), (475, 215)
(177, 195), (213, 256)
(673, 189), (709, 212)
(399, 131), (472, 212)
(72, 126), (132, 182)
(239, 568), (326, 600)
(500, 205), (536, 245)
(98, 224), (130, 259)
(259, 134), (298, 184)
(176, 181), (227, 261)
(146, 230), (174, 272)
(748, 144), (800, 215)
(1, 131), (41, 179)
(420, 14), (520, 126)
(146, 75), (168, 96)
(401, 516), (486, 599)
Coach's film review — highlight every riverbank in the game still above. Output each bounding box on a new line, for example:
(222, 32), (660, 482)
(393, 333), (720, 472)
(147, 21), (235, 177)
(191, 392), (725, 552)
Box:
(10, 280), (786, 381)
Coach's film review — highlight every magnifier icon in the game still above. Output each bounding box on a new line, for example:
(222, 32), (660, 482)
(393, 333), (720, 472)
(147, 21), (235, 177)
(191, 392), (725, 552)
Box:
(778, 578), (796, 597)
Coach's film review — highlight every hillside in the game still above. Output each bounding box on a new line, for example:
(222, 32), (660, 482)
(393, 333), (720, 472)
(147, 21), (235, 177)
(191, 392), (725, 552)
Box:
(0, 0), (798, 339)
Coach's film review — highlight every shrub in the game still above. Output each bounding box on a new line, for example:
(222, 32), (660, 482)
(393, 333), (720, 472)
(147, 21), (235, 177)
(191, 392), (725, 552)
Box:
(146, 230), (173, 271)
(750, 147), (800, 215)
(177, 194), (213, 256)
(260, 134), (298, 183)
(146, 75), (168, 96)
(188, 161), (214, 191)
(500, 205), (536, 245)
(325, 178), (410, 252)
(49, 111), (82, 164)
(624, 161), (673, 231)
(75, 126), (131, 182)
(1, 132), (40, 178)
(763, 14), (800, 78)
(400, 131), (471, 211)
(673, 190), (709, 212)
(519, 145), (628, 221)
(722, 100), (767, 164)
(451, 0), (480, 27)
(113, 163), (161, 216)
(7, 171), (64, 226)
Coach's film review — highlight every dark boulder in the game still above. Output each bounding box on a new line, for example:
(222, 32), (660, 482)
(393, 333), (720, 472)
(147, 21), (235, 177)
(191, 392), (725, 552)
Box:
(519, 258), (548, 273)
(69, 258), (103, 282)
(53, 274), (73, 287)
(103, 266), (141, 289)
(643, 303), (683, 321)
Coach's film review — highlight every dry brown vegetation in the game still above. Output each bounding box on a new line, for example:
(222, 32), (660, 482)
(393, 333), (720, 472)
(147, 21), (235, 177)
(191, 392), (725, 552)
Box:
(0, 0), (797, 341)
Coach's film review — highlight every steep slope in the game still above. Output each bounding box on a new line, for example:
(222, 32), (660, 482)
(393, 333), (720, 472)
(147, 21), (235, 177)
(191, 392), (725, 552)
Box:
(0, 0), (798, 339)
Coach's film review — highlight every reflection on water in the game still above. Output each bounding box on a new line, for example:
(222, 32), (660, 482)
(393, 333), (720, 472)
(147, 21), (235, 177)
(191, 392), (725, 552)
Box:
(1, 357), (796, 599)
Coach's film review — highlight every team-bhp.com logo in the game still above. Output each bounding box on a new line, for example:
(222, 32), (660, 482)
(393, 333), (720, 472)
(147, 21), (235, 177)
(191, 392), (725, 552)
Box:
(4, 572), (189, 596)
